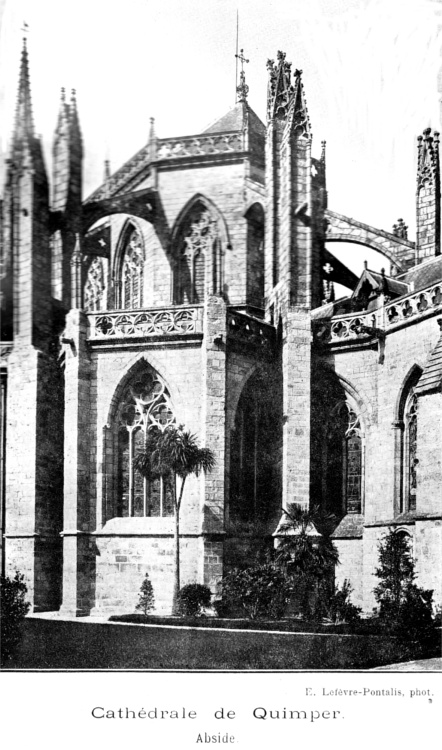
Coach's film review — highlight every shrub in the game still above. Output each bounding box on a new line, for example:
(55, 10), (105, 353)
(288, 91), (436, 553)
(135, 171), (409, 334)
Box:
(327, 579), (362, 624)
(136, 573), (155, 616)
(373, 529), (434, 638)
(275, 505), (339, 621)
(178, 583), (212, 617)
(1, 571), (31, 664)
(220, 558), (291, 620)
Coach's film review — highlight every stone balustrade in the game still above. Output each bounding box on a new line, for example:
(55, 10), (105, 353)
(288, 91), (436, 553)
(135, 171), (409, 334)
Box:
(227, 309), (275, 351)
(87, 305), (203, 340)
(384, 282), (442, 328)
(315, 281), (442, 344)
(157, 132), (244, 160)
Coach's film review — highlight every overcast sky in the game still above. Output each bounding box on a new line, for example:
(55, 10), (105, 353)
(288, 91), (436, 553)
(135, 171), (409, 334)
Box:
(0, 0), (441, 278)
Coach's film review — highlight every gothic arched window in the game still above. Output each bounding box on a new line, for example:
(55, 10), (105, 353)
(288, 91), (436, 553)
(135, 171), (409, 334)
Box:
(403, 390), (418, 512)
(174, 205), (217, 304)
(84, 257), (106, 312)
(325, 401), (363, 516)
(246, 203), (264, 307)
(229, 371), (279, 527)
(116, 367), (175, 517)
(120, 227), (144, 309)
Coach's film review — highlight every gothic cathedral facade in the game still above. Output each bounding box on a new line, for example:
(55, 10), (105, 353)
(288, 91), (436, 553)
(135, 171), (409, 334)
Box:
(1, 43), (441, 615)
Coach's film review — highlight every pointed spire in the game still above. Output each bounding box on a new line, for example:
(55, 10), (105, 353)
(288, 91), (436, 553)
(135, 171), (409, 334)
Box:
(286, 68), (311, 138)
(53, 87), (70, 151)
(12, 37), (34, 151)
(266, 50), (293, 120)
(266, 51), (311, 137)
(69, 88), (82, 147)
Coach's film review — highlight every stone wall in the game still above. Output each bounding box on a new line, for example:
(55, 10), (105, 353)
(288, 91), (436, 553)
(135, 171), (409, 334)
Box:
(319, 313), (442, 609)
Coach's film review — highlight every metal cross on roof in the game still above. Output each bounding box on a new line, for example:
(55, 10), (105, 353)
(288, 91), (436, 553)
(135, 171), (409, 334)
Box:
(235, 48), (249, 72)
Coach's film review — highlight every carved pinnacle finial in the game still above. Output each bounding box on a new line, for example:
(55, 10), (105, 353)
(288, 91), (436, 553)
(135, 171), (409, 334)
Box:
(149, 116), (156, 142)
(13, 31), (34, 146)
(417, 126), (440, 190)
(104, 159), (111, 182)
(236, 70), (249, 103)
(235, 48), (249, 103)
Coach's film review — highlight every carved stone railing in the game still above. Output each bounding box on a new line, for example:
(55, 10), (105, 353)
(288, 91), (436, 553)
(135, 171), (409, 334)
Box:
(227, 309), (275, 352)
(156, 132), (244, 160)
(87, 305), (203, 340)
(314, 281), (442, 344)
(87, 131), (245, 202)
(384, 283), (442, 329)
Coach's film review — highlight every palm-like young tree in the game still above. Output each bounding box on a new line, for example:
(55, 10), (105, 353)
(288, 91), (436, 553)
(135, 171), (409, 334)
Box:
(275, 504), (339, 619)
(275, 504), (339, 574)
(134, 425), (215, 614)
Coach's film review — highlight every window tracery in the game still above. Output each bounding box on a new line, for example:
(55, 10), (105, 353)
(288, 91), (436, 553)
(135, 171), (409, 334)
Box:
(174, 207), (217, 304)
(116, 368), (175, 518)
(84, 257), (106, 312)
(120, 228), (144, 309)
(326, 400), (363, 515)
(403, 390), (418, 512)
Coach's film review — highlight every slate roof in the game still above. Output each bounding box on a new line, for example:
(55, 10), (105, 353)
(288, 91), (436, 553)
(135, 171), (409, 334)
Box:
(352, 268), (409, 299)
(398, 254), (442, 292)
(415, 325), (442, 395)
(203, 102), (265, 136)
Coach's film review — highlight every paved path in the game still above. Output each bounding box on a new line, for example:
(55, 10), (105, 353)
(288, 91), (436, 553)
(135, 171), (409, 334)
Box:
(371, 657), (442, 671)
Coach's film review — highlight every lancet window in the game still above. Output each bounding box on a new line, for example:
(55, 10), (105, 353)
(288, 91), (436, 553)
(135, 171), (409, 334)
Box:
(403, 390), (418, 512)
(325, 400), (363, 516)
(120, 228), (144, 309)
(174, 206), (217, 304)
(84, 257), (106, 312)
(116, 368), (175, 517)
(229, 371), (278, 527)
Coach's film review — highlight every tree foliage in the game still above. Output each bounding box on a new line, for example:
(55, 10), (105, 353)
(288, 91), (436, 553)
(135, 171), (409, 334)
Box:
(134, 424), (215, 614)
(373, 529), (434, 638)
(326, 579), (362, 624)
(136, 573), (155, 616)
(177, 583), (212, 617)
(1, 571), (30, 664)
(274, 504), (339, 577)
(220, 554), (291, 620)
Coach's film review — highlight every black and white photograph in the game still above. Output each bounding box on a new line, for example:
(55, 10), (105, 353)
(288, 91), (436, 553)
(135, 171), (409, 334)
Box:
(0, 0), (441, 744)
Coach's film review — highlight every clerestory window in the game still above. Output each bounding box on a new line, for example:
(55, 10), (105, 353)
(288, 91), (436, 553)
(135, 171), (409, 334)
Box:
(174, 206), (217, 304)
(120, 228), (144, 309)
(84, 257), (106, 312)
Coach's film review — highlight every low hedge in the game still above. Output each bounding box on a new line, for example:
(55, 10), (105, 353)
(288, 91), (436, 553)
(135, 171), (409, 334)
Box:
(109, 613), (440, 642)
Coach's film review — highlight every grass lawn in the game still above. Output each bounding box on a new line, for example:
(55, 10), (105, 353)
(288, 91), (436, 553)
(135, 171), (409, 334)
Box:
(4, 615), (439, 670)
